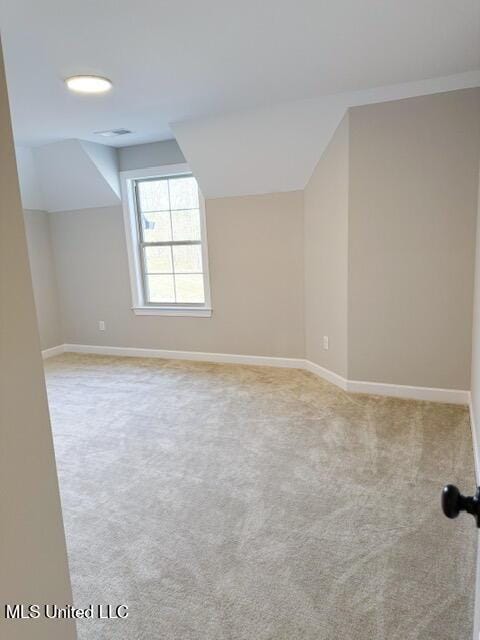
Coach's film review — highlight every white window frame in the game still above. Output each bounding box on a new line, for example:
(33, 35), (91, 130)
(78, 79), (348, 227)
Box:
(120, 163), (212, 317)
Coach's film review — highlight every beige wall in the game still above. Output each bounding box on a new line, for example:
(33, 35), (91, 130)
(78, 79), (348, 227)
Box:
(50, 191), (305, 358)
(0, 45), (75, 639)
(25, 89), (480, 393)
(24, 210), (63, 350)
(304, 113), (349, 376)
(348, 88), (480, 389)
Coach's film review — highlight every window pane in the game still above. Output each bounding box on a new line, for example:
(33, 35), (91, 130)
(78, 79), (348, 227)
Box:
(175, 274), (205, 303)
(168, 176), (199, 210)
(171, 209), (201, 241)
(141, 211), (172, 242)
(138, 180), (169, 211)
(144, 246), (172, 273)
(146, 274), (175, 303)
(173, 244), (203, 273)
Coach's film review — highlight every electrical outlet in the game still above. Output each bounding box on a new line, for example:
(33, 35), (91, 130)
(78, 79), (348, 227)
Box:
(323, 335), (329, 350)
(98, 321), (106, 331)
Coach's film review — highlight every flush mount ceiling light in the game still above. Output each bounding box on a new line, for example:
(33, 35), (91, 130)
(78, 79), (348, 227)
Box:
(65, 75), (112, 94)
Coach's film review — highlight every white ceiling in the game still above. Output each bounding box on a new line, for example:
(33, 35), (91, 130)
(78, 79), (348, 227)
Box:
(1, 0), (479, 148)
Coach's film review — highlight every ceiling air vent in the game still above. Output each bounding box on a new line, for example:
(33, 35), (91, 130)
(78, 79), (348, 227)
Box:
(94, 128), (132, 137)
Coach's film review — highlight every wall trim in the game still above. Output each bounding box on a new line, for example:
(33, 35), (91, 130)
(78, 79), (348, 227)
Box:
(347, 379), (470, 405)
(63, 343), (305, 369)
(44, 343), (470, 405)
(41, 344), (65, 359)
(303, 359), (348, 391)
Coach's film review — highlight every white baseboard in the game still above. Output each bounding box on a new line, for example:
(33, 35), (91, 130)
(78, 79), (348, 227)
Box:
(41, 344), (65, 359)
(47, 343), (469, 405)
(64, 343), (305, 369)
(347, 378), (470, 405)
(303, 359), (348, 391)
(302, 360), (468, 404)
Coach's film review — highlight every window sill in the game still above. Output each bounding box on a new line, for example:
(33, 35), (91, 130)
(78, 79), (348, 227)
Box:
(132, 306), (212, 318)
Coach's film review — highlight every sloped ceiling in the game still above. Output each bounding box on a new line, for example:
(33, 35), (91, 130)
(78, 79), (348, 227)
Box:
(172, 71), (480, 198)
(173, 99), (344, 198)
(80, 141), (120, 198)
(33, 139), (120, 212)
(15, 146), (45, 210)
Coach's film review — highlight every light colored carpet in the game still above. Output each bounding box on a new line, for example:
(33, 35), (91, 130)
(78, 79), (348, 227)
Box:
(44, 354), (476, 640)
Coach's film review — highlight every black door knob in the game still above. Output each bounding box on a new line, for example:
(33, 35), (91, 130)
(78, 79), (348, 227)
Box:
(441, 484), (480, 527)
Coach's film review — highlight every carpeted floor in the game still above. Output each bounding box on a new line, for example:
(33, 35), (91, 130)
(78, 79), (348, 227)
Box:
(44, 354), (477, 640)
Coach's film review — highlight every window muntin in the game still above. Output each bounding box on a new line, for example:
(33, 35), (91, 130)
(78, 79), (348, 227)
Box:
(134, 174), (207, 306)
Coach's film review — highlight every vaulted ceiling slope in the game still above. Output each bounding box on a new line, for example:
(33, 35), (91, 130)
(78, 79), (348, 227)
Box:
(15, 139), (185, 212)
(30, 140), (120, 212)
(173, 72), (480, 197)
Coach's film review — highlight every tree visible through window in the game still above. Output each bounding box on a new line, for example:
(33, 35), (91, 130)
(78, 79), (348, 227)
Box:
(134, 174), (206, 305)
